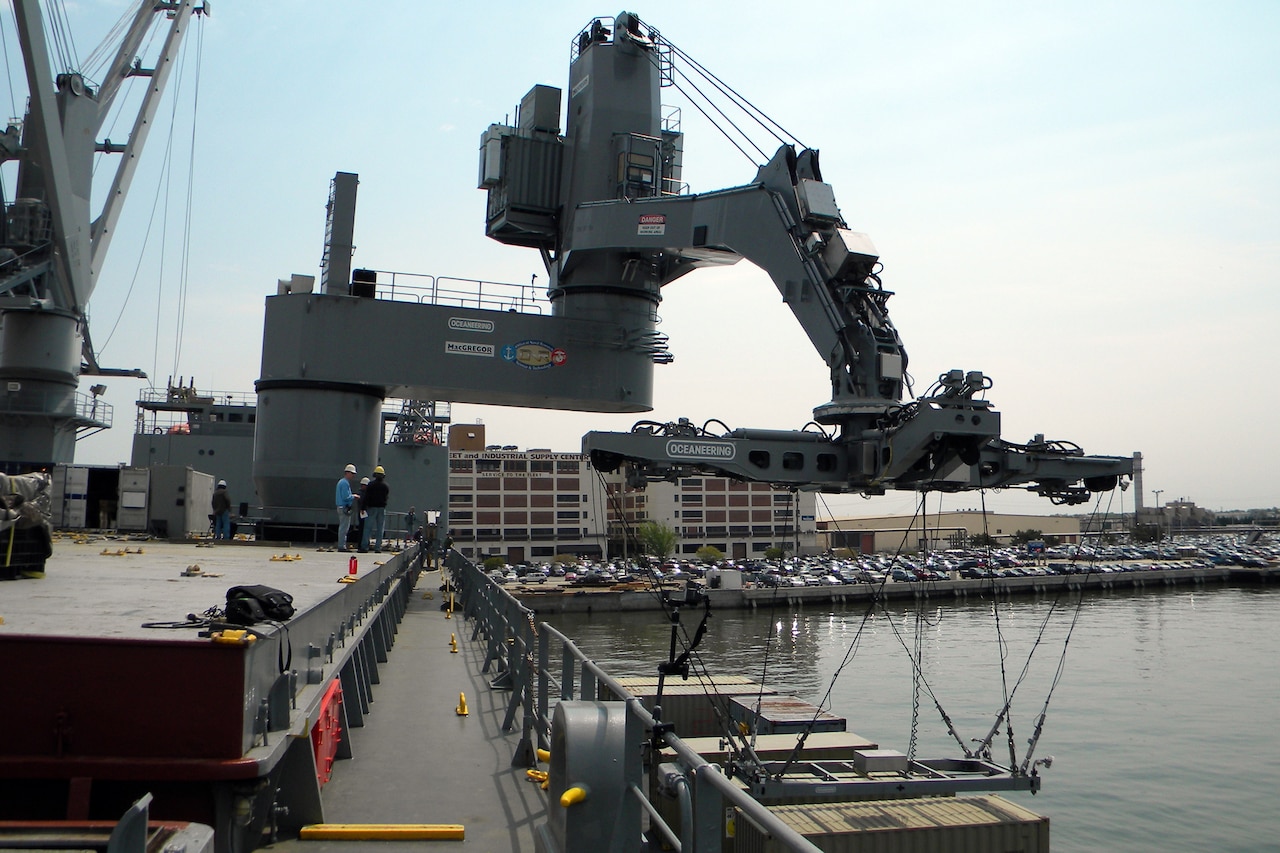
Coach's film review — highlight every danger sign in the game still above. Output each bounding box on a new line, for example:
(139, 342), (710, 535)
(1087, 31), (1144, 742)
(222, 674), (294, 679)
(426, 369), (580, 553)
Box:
(638, 213), (666, 236)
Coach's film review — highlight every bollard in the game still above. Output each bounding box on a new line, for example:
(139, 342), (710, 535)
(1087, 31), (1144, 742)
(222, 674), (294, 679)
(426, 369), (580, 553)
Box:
(450, 633), (459, 654)
(455, 692), (469, 716)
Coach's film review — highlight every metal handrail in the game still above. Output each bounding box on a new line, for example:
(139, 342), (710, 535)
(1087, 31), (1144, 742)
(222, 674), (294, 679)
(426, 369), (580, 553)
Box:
(355, 269), (550, 315)
(445, 551), (823, 853)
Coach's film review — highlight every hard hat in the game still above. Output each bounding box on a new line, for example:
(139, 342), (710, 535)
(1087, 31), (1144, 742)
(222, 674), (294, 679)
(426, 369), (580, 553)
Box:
(217, 480), (227, 487)
(344, 463), (357, 473)
(374, 465), (385, 475)
(360, 477), (370, 485)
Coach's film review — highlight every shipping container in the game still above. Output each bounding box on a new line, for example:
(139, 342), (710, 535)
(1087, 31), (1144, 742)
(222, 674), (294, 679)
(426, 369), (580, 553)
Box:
(733, 795), (1049, 853)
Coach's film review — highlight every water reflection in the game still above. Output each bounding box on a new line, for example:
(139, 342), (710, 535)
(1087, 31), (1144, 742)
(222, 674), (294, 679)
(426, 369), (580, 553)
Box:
(545, 587), (1280, 853)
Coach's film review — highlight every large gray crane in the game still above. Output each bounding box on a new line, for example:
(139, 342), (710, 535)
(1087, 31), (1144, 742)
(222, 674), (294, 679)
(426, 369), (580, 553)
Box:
(483, 13), (1132, 503)
(254, 11), (1129, 514)
(0, 0), (205, 472)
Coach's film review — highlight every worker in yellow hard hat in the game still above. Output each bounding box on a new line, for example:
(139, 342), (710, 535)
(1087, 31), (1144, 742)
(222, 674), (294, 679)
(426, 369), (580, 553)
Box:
(363, 465), (390, 552)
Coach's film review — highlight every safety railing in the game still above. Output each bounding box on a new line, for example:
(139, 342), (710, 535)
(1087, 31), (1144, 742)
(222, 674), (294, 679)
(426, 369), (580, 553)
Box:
(0, 387), (112, 429)
(136, 387), (259, 408)
(353, 269), (550, 315)
(443, 551), (823, 853)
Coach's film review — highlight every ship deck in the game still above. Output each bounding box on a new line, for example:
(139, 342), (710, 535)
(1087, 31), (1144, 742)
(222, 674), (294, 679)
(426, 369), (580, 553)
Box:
(0, 538), (542, 853)
(270, 563), (544, 853)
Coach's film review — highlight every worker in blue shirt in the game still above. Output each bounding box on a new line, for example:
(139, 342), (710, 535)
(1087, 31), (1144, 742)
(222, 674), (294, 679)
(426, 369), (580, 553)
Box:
(335, 463), (358, 551)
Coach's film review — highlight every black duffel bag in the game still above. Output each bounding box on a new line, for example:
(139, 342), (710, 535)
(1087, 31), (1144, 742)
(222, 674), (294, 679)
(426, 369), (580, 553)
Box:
(226, 584), (296, 625)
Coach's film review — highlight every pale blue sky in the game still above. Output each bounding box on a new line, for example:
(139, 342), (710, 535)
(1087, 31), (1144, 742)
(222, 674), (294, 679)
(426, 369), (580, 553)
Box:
(14, 1), (1277, 516)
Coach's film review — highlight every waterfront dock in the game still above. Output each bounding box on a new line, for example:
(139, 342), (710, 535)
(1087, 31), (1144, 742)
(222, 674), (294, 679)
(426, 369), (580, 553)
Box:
(512, 562), (1277, 614)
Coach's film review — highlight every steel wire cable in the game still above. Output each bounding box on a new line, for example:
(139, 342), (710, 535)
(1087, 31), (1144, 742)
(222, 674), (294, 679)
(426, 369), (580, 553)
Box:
(94, 20), (171, 359)
(592, 453), (805, 771)
(590, 463), (767, 768)
(92, 16), (162, 177)
(667, 64), (769, 163)
(165, 35), (188, 376)
(1, 11), (17, 119)
(1017, 489), (1117, 773)
(664, 74), (760, 167)
(750, 562), (786, 748)
(97, 166), (163, 355)
(773, 493), (971, 778)
(853, 517), (975, 759)
(49, 0), (80, 73)
(172, 20), (203, 373)
(971, 488), (1118, 768)
(80, 0), (142, 84)
(661, 609), (770, 773)
(659, 37), (805, 150)
(974, 488), (1017, 767)
(639, 37), (774, 168)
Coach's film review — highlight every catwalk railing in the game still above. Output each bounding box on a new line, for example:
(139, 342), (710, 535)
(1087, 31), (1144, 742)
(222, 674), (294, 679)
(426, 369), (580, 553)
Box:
(443, 550), (823, 853)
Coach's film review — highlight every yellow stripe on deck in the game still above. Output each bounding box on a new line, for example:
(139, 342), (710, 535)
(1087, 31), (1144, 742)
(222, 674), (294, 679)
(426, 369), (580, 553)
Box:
(299, 824), (465, 841)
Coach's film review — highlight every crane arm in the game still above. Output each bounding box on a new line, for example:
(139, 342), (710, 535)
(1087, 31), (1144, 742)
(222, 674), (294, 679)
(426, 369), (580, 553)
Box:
(570, 147), (1131, 502)
(477, 13), (1132, 503)
(564, 144), (907, 422)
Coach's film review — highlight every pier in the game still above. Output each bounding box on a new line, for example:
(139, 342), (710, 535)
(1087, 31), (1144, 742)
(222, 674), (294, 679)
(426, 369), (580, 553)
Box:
(513, 564), (1278, 614)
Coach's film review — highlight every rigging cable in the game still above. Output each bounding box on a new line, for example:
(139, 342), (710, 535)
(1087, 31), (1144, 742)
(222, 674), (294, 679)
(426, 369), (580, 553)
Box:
(846, 495), (973, 760)
(88, 16), (164, 361)
(1019, 488), (1118, 775)
(751, 560), (785, 748)
(812, 491), (974, 761)
(46, 0), (79, 74)
(80, 1), (144, 84)
(591, 465), (768, 771)
(666, 63), (769, 164)
(978, 489), (1019, 768)
(151, 104), (173, 379)
(662, 71), (759, 168)
(591, 467), (609, 566)
(161, 26), (186, 378)
(771, 497), (888, 777)
(98, 159), (164, 355)
(774, 493), (969, 779)
(1, 10), (17, 119)
(907, 490), (932, 761)
(172, 17), (203, 373)
(970, 488), (1117, 768)
(637, 31), (791, 167)
(93, 12), (162, 178)
(658, 601), (769, 773)
(659, 36), (805, 149)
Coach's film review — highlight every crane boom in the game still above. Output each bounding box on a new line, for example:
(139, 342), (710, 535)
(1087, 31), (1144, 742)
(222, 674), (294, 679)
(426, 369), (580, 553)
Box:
(481, 12), (1132, 502)
(0, 0), (204, 471)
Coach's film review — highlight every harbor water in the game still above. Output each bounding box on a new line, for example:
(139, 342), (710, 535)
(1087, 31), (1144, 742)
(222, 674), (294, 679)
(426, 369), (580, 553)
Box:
(550, 585), (1280, 853)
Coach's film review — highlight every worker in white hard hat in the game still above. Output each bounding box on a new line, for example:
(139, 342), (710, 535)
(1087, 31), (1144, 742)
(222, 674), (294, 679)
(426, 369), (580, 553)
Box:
(335, 463), (359, 551)
(363, 465), (390, 552)
(353, 477), (372, 552)
(211, 478), (232, 541)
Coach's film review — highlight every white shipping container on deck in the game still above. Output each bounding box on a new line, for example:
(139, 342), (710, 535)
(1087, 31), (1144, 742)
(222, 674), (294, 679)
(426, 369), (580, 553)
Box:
(147, 466), (216, 539)
(116, 467), (150, 532)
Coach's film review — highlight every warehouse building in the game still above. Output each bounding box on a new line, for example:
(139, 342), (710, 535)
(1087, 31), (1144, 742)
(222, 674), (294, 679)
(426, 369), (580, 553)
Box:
(819, 510), (1083, 553)
(445, 425), (819, 562)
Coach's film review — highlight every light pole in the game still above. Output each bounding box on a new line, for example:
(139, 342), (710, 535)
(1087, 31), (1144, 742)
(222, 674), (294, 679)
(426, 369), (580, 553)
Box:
(1153, 490), (1164, 543)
